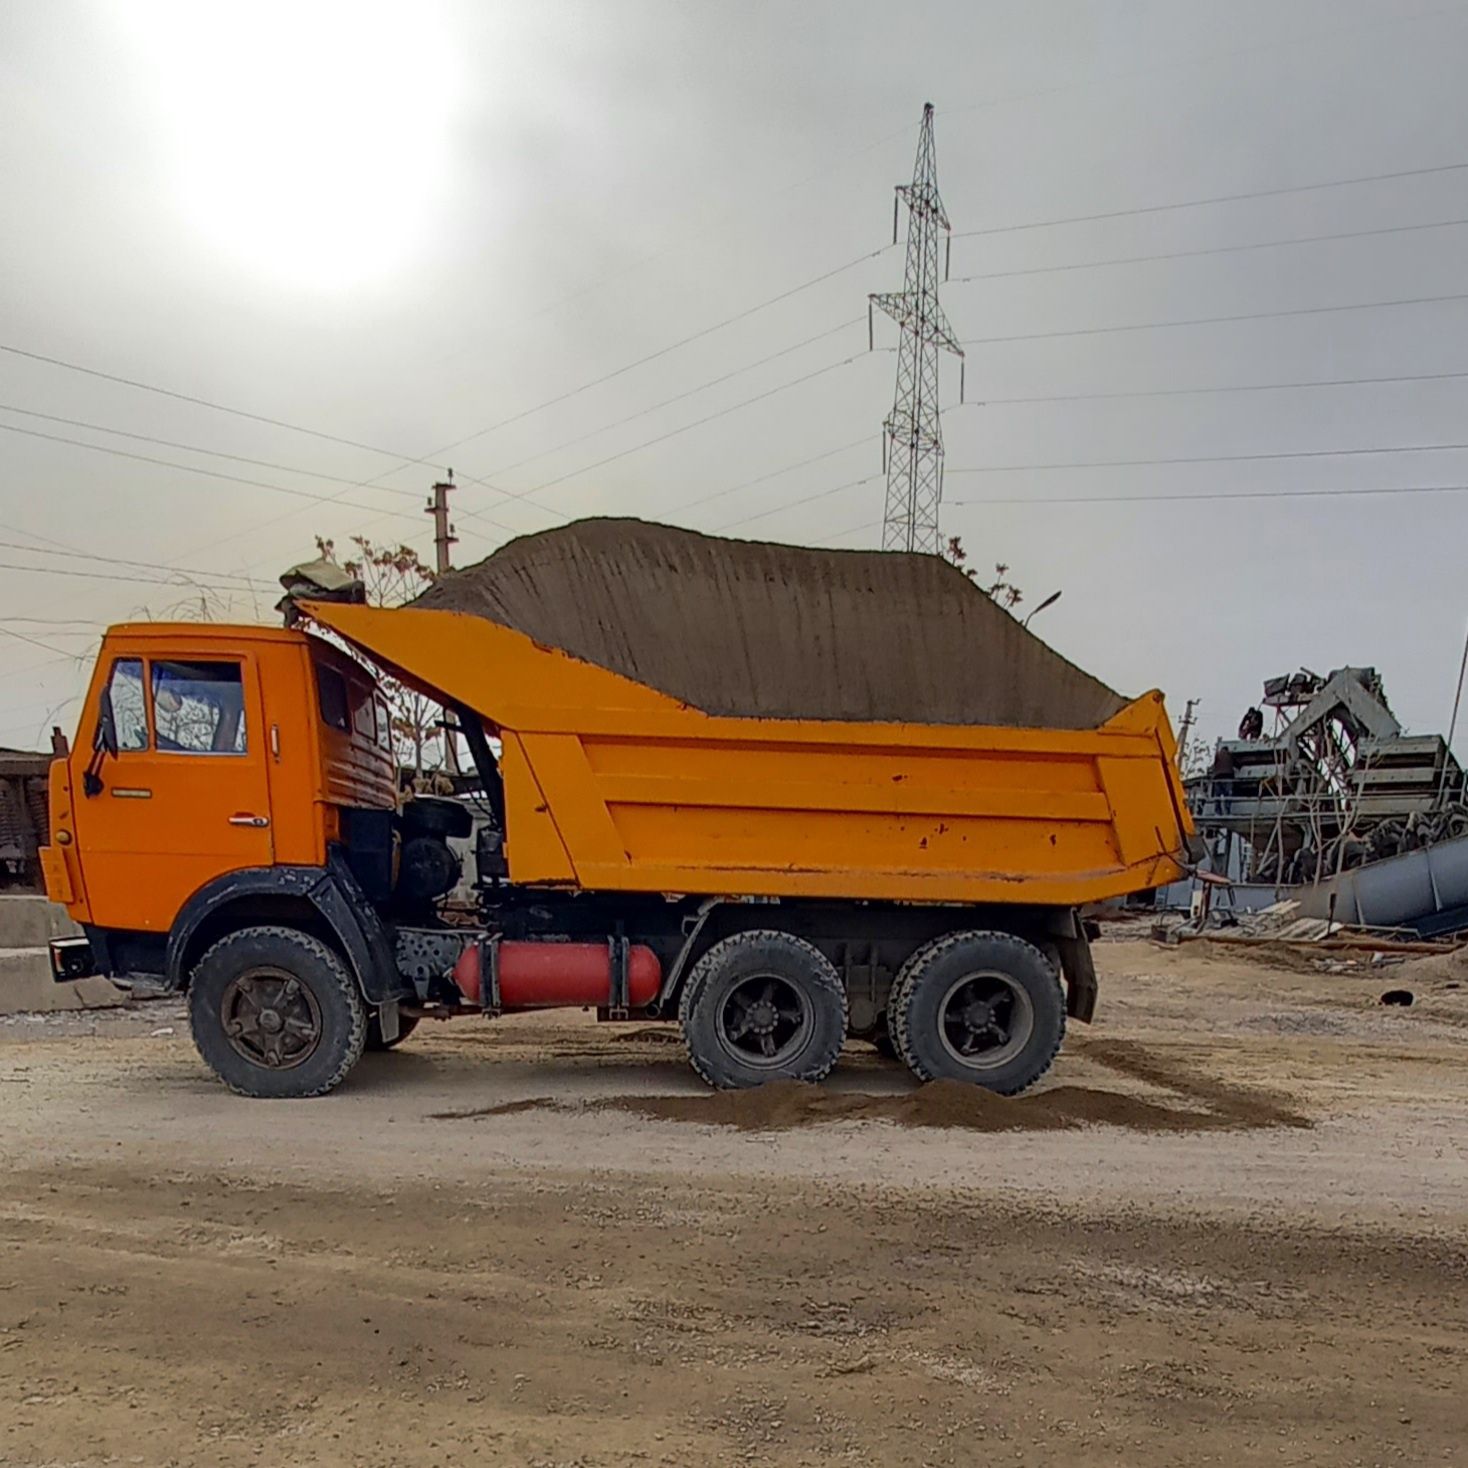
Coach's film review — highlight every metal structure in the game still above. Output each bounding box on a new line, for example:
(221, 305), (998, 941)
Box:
(1186, 666), (1468, 885)
(424, 473), (460, 772)
(424, 473), (458, 575)
(0, 749), (51, 891)
(871, 103), (963, 555)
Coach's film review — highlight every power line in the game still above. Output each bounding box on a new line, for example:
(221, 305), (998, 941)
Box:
(0, 110), (919, 557)
(714, 474), (880, 532)
(966, 367), (1468, 407)
(952, 160), (1468, 240)
(476, 317), (862, 483)
(825, 518), (882, 543)
(0, 340), (452, 469)
(950, 216), (1468, 283)
(0, 538), (270, 589)
(960, 291), (1468, 348)
(0, 688), (85, 737)
(463, 350), (883, 519)
(0, 404), (542, 577)
(949, 482), (1468, 508)
(680, 436), (871, 516)
(0, 616), (106, 627)
(0, 343), (531, 537)
(0, 558), (264, 591)
(0, 623), (72, 657)
(939, 0), (1468, 127)
(0, 401), (440, 504)
(0, 420), (480, 531)
(415, 247), (894, 470)
(354, 256), (893, 539)
(948, 441), (1468, 475)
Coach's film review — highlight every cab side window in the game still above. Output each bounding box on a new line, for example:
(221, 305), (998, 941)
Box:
(103, 659), (148, 752)
(151, 661), (247, 754)
(316, 665), (351, 732)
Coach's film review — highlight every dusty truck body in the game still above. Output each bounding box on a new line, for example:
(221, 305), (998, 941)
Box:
(42, 528), (1195, 1098)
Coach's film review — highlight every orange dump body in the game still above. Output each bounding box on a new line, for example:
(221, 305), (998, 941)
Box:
(306, 602), (1196, 907)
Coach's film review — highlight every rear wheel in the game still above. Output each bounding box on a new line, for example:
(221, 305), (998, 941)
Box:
(188, 926), (367, 1098)
(889, 931), (1064, 1094)
(680, 930), (847, 1089)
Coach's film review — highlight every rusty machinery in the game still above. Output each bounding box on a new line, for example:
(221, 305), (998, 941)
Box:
(1186, 667), (1467, 885)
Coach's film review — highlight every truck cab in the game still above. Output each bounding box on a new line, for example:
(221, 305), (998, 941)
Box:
(48, 623), (395, 954)
(45, 624), (428, 1090)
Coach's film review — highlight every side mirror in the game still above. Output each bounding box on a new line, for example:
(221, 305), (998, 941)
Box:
(83, 704), (119, 797)
(94, 704), (119, 760)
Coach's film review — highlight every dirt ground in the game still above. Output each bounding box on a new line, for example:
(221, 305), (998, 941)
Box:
(2, 938), (1466, 1466)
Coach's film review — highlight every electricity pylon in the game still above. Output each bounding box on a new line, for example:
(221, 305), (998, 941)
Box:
(870, 102), (963, 554)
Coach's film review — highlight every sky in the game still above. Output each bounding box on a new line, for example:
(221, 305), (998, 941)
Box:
(2, 0), (1467, 754)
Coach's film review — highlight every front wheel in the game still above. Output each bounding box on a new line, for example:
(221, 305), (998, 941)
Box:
(188, 926), (367, 1098)
(888, 931), (1064, 1094)
(680, 930), (847, 1089)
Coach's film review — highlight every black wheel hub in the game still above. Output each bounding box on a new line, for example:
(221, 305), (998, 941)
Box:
(718, 976), (810, 1067)
(939, 973), (1032, 1068)
(220, 969), (323, 1071)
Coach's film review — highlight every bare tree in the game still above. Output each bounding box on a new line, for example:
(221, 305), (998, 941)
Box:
(943, 535), (1023, 611)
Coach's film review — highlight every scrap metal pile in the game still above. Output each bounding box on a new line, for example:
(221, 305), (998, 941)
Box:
(1186, 666), (1467, 885)
(0, 749), (51, 891)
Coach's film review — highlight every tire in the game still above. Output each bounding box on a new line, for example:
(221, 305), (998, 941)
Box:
(888, 931), (1064, 1094)
(679, 929), (847, 1089)
(365, 1012), (419, 1051)
(187, 925), (368, 1098)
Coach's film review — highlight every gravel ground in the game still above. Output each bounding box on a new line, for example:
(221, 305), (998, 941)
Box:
(2, 940), (1465, 1466)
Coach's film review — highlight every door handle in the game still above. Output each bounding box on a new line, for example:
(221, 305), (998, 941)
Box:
(228, 814), (270, 828)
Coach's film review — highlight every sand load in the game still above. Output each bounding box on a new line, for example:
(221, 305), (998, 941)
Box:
(411, 518), (1125, 729)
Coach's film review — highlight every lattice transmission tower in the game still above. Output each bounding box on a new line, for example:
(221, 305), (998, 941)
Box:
(870, 103), (963, 554)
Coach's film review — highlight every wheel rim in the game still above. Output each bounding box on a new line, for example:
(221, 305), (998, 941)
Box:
(716, 974), (812, 1070)
(936, 970), (1034, 1071)
(220, 967), (323, 1071)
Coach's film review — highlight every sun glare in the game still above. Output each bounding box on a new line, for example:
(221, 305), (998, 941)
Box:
(110, 1), (461, 290)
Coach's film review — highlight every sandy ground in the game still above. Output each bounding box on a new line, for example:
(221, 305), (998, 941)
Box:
(1, 938), (1466, 1466)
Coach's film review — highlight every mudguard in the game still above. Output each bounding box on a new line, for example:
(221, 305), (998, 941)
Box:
(164, 851), (404, 1002)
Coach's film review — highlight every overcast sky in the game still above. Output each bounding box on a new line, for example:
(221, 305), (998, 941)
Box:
(2, 0), (1467, 752)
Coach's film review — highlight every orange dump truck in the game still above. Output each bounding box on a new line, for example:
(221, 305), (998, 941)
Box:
(42, 524), (1196, 1098)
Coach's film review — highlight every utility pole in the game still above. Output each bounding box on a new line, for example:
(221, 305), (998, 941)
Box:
(425, 471), (458, 576)
(425, 473), (460, 773)
(1177, 698), (1200, 769)
(870, 103), (963, 555)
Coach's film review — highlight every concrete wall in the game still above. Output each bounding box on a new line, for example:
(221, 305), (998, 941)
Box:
(0, 895), (123, 1012)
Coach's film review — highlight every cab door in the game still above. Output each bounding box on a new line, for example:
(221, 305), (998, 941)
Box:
(72, 651), (274, 934)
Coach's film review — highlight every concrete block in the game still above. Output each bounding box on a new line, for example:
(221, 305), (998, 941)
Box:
(0, 894), (79, 948)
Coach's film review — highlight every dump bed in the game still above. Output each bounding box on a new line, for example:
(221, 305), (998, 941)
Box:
(308, 601), (1195, 906)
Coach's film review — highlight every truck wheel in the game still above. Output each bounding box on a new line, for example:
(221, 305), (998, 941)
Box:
(888, 931), (1064, 1094)
(365, 1013), (419, 1051)
(679, 930), (847, 1089)
(187, 926), (368, 1098)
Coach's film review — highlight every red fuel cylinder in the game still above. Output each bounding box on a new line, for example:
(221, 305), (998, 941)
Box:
(452, 940), (661, 1008)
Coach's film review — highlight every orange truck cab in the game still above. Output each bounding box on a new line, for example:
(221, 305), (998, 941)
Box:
(44, 608), (1196, 1100)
